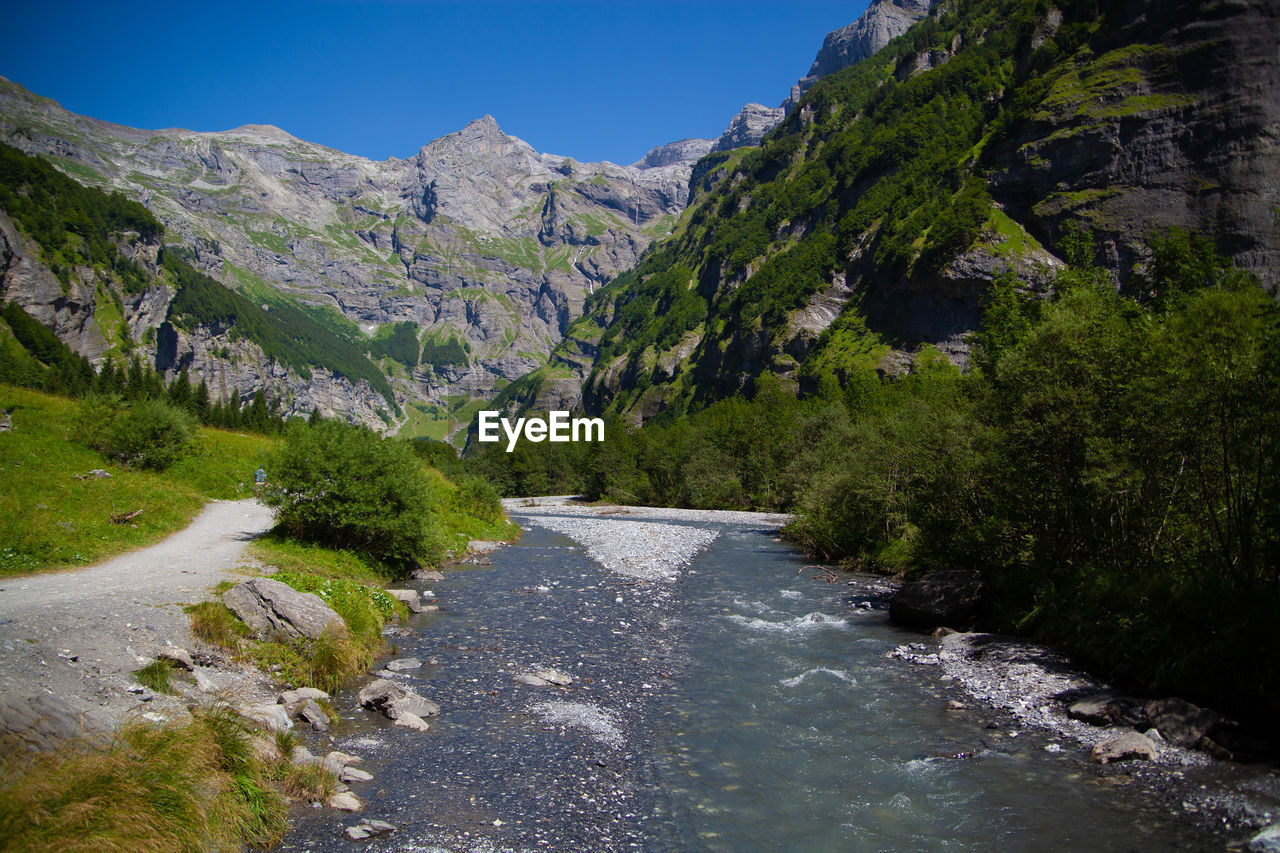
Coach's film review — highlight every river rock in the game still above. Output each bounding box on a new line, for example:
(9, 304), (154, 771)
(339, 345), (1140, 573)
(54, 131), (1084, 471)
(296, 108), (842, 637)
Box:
(533, 668), (573, 686)
(1249, 824), (1280, 852)
(357, 678), (440, 720)
(409, 569), (445, 581)
(240, 703), (293, 733)
(888, 570), (986, 629)
(298, 699), (330, 732)
(327, 747), (363, 768)
(222, 577), (345, 641)
(386, 589), (423, 613)
(248, 735), (278, 763)
(327, 791), (363, 812)
(516, 674), (551, 687)
(394, 711), (431, 732)
(1090, 731), (1157, 764)
(280, 687), (330, 707)
(340, 766), (374, 783)
(385, 657), (422, 672)
(1068, 693), (1126, 725)
(291, 745), (317, 766)
(345, 819), (395, 840)
(1144, 697), (1223, 748)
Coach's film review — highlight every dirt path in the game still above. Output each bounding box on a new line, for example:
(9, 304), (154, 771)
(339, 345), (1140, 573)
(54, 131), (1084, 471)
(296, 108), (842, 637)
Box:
(0, 499), (275, 731)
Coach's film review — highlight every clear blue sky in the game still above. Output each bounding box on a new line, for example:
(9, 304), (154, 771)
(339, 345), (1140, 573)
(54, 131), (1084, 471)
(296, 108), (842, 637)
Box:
(1, 1), (869, 165)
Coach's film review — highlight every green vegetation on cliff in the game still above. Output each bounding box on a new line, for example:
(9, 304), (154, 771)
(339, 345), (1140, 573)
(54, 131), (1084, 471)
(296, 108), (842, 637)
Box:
(164, 251), (397, 408)
(0, 142), (160, 292)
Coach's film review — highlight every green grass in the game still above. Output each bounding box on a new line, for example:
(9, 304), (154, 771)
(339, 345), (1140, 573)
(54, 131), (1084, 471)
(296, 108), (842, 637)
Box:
(0, 704), (295, 851)
(0, 385), (277, 577)
(134, 658), (176, 694)
(985, 208), (1045, 258)
(248, 535), (389, 585)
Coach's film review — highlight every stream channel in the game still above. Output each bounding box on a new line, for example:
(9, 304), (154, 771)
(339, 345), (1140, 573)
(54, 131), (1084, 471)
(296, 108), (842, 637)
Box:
(281, 505), (1219, 852)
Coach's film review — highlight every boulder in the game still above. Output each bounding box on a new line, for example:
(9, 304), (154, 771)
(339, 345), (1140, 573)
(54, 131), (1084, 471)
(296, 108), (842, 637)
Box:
(532, 668), (573, 686)
(1090, 731), (1157, 764)
(1067, 693), (1126, 726)
(291, 745), (317, 766)
(409, 569), (445, 581)
(888, 570), (986, 629)
(386, 589), (423, 613)
(222, 577), (344, 641)
(1145, 698), (1223, 748)
(0, 694), (112, 750)
(516, 674), (551, 687)
(191, 669), (216, 692)
(345, 819), (395, 840)
(357, 678), (440, 720)
(327, 791), (362, 812)
(340, 766), (373, 783)
(240, 703), (293, 733)
(385, 657), (422, 672)
(298, 699), (330, 732)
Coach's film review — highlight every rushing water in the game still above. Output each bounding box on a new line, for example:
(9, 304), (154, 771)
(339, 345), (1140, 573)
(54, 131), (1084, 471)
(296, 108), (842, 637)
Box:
(281, 513), (1217, 852)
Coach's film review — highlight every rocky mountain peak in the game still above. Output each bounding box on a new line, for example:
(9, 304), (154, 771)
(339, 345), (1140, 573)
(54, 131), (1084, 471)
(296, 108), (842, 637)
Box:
(633, 138), (715, 170)
(709, 1), (934, 153)
(783, 0), (934, 111)
(710, 103), (787, 153)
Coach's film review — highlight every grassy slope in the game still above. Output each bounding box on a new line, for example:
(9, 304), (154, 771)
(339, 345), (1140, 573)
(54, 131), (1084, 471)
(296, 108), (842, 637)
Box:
(0, 384), (276, 576)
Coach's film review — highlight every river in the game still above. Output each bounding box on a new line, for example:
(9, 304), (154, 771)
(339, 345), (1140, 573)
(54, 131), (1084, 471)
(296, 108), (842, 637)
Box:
(280, 503), (1220, 851)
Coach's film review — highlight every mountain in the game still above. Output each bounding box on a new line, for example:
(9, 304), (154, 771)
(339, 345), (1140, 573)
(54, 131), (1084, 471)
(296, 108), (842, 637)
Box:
(0, 79), (697, 434)
(709, 0), (937, 153)
(511, 0), (1280, 423)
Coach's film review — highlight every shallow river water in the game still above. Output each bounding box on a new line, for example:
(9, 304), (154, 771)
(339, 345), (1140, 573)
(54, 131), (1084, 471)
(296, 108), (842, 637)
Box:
(281, 510), (1218, 852)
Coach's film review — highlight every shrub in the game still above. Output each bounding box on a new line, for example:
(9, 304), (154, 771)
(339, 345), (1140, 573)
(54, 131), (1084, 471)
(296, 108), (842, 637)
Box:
(101, 398), (194, 470)
(262, 420), (443, 572)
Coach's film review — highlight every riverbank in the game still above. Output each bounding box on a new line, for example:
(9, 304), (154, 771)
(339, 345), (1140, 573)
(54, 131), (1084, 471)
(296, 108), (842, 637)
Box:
(886, 625), (1280, 843)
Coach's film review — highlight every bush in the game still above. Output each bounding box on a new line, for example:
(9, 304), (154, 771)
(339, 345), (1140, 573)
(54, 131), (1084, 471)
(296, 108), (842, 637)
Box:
(101, 399), (194, 470)
(262, 419), (444, 572)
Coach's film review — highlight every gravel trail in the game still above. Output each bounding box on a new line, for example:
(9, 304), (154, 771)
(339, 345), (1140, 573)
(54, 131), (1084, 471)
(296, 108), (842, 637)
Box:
(0, 499), (275, 726)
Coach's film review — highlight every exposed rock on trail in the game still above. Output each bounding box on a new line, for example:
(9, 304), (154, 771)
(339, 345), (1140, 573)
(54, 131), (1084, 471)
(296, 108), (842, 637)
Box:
(222, 576), (345, 641)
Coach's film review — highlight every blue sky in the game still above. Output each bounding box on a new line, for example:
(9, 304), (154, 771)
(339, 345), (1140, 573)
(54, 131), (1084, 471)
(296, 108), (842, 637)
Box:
(1, 1), (869, 165)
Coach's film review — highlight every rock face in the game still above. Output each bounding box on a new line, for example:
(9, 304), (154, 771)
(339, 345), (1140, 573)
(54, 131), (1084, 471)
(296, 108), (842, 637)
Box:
(0, 693), (111, 751)
(633, 138), (715, 169)
(888, 570), (986, 629)
(710, 104), (787, 153)
(783, 0), (934, 113)
(0, 79), (694, 435)
(711, 2), (934, 155)
(221, 577), (345, 641)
